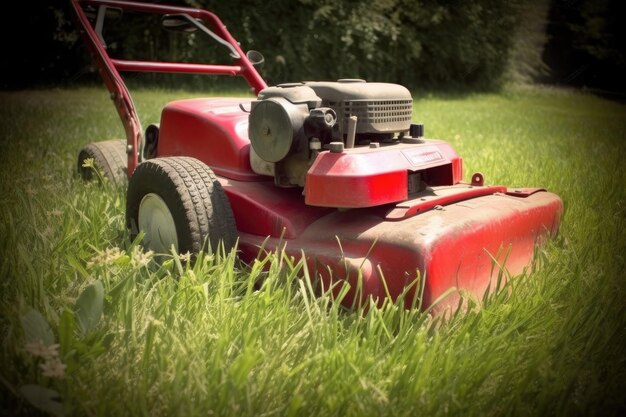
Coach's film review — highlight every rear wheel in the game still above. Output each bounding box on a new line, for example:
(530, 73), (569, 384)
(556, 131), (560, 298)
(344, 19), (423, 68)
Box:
(126, 157), (237, 255)
(77, 140), (127, 185)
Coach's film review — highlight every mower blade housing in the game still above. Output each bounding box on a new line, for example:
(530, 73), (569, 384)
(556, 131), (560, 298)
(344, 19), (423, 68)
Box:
(235, 186), (563, 313)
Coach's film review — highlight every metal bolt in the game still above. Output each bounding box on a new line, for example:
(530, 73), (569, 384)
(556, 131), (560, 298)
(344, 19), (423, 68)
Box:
(329, 142), (344, 153)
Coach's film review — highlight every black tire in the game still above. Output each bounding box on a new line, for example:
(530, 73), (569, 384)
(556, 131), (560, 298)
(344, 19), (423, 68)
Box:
(77, 140), (128, 185)
(126, 157), (237, 255)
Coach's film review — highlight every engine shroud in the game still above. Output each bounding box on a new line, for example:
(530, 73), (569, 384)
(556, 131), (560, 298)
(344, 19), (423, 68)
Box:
(248, 79), (421, 200)
(305, 80), (413, 137)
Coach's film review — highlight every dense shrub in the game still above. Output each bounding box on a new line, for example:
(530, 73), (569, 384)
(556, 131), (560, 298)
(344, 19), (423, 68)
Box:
(4, 0), (528, 90)
(6, 0), (621, 93)
(197, 0), (527, 89)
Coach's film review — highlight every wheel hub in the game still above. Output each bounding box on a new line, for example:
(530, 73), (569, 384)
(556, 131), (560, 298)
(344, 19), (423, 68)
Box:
(138, 193), (178, 254)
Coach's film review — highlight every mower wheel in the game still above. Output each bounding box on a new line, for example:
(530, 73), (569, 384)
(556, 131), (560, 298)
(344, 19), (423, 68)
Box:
(77, 140), (127, 185)
(126, 157), (237, 256)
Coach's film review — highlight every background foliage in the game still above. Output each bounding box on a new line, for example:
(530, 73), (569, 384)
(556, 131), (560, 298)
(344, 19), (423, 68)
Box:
(3, 0), (624, 96)
(205, 0), (524, 88)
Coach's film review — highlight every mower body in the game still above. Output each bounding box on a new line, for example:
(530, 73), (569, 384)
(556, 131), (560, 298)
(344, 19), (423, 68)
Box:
(157, 97), (562, 311)
(71, 0), (563, 312)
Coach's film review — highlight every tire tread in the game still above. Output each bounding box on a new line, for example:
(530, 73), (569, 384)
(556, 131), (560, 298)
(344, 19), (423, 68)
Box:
(126, 157), (237, 255)
(78, 139), (127, 185)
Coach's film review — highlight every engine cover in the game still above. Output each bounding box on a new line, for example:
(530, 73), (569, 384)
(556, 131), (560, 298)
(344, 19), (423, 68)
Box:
(248, 80), (415, 191)
(248, 97), (309, 163)
(305, 79), (413, 137)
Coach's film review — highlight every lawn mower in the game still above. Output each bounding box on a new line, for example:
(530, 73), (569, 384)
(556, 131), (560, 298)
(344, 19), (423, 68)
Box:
(71, 0), (563, 313)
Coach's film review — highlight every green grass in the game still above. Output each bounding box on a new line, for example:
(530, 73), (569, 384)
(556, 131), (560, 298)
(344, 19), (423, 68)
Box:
(1, 85), (625, 417)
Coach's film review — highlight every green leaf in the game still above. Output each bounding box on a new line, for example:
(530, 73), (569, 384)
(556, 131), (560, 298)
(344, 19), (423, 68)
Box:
(20, 385), (64, 417)
(107, 274), (132, 304)
(228, 349), (261, 390)
(102, 332), (115, 349)
(114, 255), (131, 267)
(66, 254), (90, 279)
(21, 309), (55, 345)
(75, 280), (104, 337)
(58, 308), (76, 355)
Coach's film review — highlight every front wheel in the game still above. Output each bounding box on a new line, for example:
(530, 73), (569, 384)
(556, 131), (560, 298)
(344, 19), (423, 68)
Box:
(126, 157), (237, 255)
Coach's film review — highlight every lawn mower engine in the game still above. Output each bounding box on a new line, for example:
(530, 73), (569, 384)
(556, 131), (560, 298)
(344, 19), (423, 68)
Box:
(248, 80), (460, 209)
(248, 80), (413, 186)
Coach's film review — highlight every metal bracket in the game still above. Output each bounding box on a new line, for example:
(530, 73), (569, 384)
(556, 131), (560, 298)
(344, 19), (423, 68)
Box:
(505, 188), (547, 198)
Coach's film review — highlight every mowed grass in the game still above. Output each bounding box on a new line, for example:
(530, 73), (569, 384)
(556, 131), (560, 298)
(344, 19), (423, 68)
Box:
(0, 85), (625, 417)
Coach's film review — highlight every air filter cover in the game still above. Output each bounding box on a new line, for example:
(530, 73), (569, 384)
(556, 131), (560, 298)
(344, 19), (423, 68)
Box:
(249, 97), (308, 162)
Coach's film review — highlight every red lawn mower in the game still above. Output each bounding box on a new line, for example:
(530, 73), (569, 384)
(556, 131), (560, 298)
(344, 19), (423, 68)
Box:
(71, 0), (563, 313)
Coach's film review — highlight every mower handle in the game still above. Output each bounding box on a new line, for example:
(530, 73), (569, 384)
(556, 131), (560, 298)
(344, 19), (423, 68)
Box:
(70, 0), (268, 176)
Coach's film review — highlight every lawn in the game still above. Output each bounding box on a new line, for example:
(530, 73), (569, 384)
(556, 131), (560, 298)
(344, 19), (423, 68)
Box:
(0, 85), (625, 417)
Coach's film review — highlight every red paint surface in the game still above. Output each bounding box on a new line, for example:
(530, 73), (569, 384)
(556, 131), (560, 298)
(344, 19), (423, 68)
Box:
(71, 0), (267, 176)
(235, 189), (563, 313)
(306, 141), (463, 208)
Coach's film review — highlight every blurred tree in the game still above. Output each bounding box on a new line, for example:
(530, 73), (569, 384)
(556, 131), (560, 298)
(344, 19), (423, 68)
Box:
(4, 0), (621, 96)
(190, 0), (526, 90)
(543, 0), (625, 98)
(507, 0), (551, 84)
